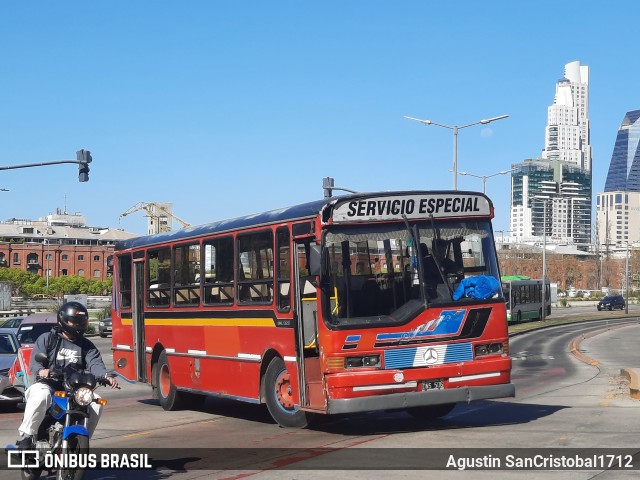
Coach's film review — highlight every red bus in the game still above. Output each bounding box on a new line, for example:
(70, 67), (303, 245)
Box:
(111, 190), (514, 427)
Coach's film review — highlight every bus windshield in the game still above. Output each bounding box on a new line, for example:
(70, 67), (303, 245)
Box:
(323, 219), (500, 326)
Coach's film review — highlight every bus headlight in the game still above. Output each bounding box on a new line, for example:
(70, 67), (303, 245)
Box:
(474, 342), (506, 358)
(345, 355), (380, 368)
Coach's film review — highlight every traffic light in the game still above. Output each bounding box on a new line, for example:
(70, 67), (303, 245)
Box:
(77, 149), (92, 182)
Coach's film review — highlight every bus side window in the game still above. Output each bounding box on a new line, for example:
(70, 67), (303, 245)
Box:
(203, 236), (235, 305)
(118, 254), (132, 309)
(276, 227), (291, 312)
(173, 243), (200, 307)
(147, 248), (171, 307)
(238, 231), (274, 304)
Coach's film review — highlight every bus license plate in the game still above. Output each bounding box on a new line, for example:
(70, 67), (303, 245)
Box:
(424, 379), (444, 391)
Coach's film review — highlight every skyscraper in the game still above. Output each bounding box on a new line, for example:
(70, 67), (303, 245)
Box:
(510, 61), (592, 247)
(603, 110), (640, 192)
(542, 61), (592, 172)
(596, 110), (640, 247)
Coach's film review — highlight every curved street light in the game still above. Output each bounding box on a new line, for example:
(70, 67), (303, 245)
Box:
(456, 168), (517, 194)
(404, 115), (509, 190)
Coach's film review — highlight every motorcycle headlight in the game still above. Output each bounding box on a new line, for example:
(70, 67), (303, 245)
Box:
(74, 387), (94, 406)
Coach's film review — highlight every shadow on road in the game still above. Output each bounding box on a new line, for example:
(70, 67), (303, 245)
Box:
(138, 395), (566, 436)
(310, 400), (567, 435)
(138, 396), (276, 425)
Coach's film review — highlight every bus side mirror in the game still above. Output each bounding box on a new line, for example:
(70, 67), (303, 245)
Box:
(309, 245), (322, 276)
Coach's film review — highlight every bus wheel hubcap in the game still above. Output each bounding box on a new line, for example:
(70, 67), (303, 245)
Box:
(275, 370), (294, 409)
(160, 364), (171, 397)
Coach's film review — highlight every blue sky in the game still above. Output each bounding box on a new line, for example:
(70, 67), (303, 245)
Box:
(1, 1), (638, 235)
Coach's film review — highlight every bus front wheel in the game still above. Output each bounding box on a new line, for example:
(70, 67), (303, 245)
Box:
(155, 350), (184, 411)
(264, 357), (313, 428)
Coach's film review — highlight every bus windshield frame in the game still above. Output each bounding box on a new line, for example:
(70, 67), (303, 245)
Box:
(320, 218), (502, 329)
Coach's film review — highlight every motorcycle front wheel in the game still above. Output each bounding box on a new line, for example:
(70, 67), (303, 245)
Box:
(21, 467), (43, 480)
(57, 434), (89, 480)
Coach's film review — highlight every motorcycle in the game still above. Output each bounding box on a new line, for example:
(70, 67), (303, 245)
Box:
(11, 352), (118, 480)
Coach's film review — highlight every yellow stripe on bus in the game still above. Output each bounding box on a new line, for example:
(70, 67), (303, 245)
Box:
(121, 318), (276, 327)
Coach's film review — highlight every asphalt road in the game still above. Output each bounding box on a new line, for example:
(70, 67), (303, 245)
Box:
(0, 315), (638, 479)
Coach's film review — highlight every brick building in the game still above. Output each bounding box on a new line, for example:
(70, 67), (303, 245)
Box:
(497, 242), (639, 293)
(0, 211), (137, 281)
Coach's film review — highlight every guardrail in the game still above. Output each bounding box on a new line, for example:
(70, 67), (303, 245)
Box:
(0, 296), (111, 318)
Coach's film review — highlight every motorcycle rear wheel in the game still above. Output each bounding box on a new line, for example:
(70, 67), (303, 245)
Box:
(57, 434), (89, 480)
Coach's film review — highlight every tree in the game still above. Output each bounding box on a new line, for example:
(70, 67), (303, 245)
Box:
(0, 267), (111, 296)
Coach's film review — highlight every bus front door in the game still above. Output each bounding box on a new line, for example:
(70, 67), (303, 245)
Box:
(132, 259), (147, 382)
(294, 240), (325, 411)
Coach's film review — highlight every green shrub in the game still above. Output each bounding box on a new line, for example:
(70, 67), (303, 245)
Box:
(0, 267), (111, 297)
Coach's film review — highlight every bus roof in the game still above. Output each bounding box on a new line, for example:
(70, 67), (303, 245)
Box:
(115, 190), (493, 251)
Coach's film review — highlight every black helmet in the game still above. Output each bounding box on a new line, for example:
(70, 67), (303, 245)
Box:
(57, 301), (89, 338)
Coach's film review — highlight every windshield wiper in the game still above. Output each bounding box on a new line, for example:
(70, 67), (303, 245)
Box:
(428, 215), (454, 297)
(402, 215), (428, 306)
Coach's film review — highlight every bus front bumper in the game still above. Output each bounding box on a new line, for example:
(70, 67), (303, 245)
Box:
(326, 383), (515, 415)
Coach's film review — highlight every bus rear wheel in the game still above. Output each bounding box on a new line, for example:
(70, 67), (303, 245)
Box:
(406, 403), (456, 420)
(155, 350), (184, 411)
(264, 357), (313, 428)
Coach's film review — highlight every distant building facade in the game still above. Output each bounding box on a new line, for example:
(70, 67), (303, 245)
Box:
(509, 61), (592, 248)
(596, 110), (640, 250)
(0, 210), (137, 282)
(510, 159), (590, 243)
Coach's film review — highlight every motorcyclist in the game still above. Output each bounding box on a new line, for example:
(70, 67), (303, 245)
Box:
(16, 301), (118, 449)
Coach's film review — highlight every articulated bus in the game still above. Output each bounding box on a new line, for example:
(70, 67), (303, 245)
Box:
(111, 191), (514, 427)
(501, 276), (551, 323)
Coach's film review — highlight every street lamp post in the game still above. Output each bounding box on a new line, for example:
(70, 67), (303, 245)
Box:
(322, 177), (359, 198)
(542, 204), (547, 322)
(404, 114), (509, 190)
(44, 239), (50, 294)
(455, 168), (516, 194)
(625, 242), (630, 314)
(529, 196), (550, 322)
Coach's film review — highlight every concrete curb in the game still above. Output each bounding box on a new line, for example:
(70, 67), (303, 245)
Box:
(621, 368), (640, 400)
(568, 335), (599, 366)
(566, 324), (640, 400)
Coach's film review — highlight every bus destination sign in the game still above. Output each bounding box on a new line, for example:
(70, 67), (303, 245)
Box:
(331, 193), (492, 223)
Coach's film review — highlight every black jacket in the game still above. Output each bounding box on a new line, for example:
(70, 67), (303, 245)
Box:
(29, 328), (109, 389)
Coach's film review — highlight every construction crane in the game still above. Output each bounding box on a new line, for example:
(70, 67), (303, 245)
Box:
(119, 202), (190, 235)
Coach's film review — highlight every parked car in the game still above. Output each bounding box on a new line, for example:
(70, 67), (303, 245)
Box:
(99, 317), (112, 337)
(0, 316), (25, 331)
(15, 313), (58, 346)
(8, 314), (59, 396)
(0, 330), (22, 404)
(597, 295), (625, 311)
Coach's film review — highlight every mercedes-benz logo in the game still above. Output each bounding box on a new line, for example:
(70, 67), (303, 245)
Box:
(423, 348), (439, 364)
